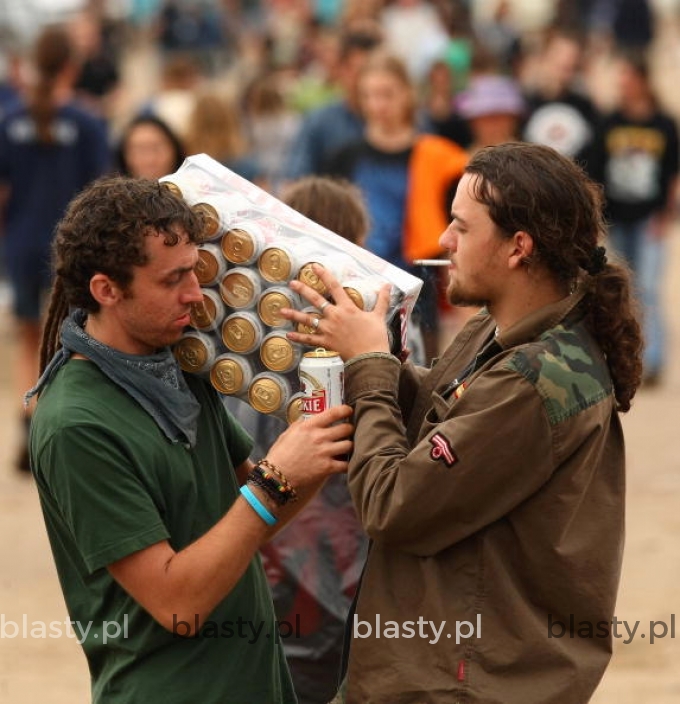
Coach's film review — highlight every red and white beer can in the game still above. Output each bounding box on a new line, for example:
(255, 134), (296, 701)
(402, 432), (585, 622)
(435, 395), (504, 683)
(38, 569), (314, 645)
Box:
(299, 349), (344, 418)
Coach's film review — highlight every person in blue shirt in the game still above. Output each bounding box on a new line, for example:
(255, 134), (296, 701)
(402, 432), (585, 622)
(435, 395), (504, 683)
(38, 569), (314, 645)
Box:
(285, 25), (382, 180)
(0, 25), (110, 472)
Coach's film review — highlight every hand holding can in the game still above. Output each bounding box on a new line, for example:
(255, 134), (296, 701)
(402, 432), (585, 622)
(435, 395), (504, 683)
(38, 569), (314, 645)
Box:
(266, 404), (354, 487)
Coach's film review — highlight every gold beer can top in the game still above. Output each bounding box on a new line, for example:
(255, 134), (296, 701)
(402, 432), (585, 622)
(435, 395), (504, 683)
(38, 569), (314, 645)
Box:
(343, 286), (365, 310)
(220, 270), (258, 308)
(222, 228), (257, 264)
(211, 357), (245, 395)
(195, 247), (221, 285)
(287, 392), (305, 424)
(190, 291), (219, 330)
(193, 202), (220, 241)
(174, 336), (209, 372)
(258, 289), (292, 327)
(161, 180), (183, 198)
(261, 334), (296, 372)
(249, 376), (285, 413)
(298, 261), (328, 295)
(302, 348), (341, 359)
(258, 247), (294, 282)
(222, 314), (259, 353)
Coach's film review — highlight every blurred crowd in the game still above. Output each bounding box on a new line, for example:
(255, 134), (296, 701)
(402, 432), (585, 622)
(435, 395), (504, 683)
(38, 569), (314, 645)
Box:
(0, 0), (676, 702)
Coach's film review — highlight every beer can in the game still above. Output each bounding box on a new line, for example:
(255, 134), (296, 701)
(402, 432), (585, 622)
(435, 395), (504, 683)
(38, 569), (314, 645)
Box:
(296, 305), (323, 335)
(195, 243), (227, 286)
(220, 267), (262, 309)
(221, 221), (266, 265)
(342, 277), (386, 312)
(297, 254), (356, 296)
(248, 373), (292, 415)
(257, 286), (300, 328)
(210, 354), (253, 396)
(258, 241), (304, 283)
(260, 332), (302, 373)
(222, 311), (264, 355)
(194, 193), (254, 241)
(299, 349), (344, 418)
(286, 392), (306, 424)
(159, 174), (200, 203)
(190, 288), (225, 332)
(174, 331), (216, 374)
(191, 199), (222, 242)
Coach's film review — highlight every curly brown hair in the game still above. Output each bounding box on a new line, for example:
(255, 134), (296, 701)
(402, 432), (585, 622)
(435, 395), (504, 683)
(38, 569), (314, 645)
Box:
(465, 142), (643, 412)
(40, 177), (201, 372)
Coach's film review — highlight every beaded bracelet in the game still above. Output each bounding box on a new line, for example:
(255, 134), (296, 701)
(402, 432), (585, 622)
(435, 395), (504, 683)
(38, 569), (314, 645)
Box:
(258, 458), (297, 496)
(247, 463), (298, 506)
(257, 458), (292, 486)
(248, 471), (291, 507)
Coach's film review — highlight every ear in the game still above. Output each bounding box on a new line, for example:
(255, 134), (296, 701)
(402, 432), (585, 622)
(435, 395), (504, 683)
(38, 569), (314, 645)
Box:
(90, 274), (125, 308)
(507, 230), (535, 270)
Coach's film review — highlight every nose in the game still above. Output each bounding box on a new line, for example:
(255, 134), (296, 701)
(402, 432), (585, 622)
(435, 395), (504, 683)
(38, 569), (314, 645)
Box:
(438, 224), (457, 252)
(182, 270), (204, 304)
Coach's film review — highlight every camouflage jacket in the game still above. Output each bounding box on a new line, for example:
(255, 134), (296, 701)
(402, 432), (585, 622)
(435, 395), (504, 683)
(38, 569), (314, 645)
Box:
(342, 283), (624, 704)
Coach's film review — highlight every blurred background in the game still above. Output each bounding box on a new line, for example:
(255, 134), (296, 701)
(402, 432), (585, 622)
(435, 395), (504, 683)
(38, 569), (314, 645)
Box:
(1, 0), (680, 702)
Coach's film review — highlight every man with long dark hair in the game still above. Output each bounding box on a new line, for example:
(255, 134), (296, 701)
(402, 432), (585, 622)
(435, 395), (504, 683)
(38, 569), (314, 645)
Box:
(283, 142), (643, 704)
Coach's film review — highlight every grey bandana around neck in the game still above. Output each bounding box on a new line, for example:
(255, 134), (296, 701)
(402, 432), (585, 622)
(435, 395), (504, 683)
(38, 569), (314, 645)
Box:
(25, 309), (201, 447)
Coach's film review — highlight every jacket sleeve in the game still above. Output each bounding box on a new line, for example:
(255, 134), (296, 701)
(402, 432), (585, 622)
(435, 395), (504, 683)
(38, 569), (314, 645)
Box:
(345, 356), (556, 557)
(397, 360), (429, 424)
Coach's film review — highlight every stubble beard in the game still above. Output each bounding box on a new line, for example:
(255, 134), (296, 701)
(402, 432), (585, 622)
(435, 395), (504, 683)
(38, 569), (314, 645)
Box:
(446, 280), (488, 309)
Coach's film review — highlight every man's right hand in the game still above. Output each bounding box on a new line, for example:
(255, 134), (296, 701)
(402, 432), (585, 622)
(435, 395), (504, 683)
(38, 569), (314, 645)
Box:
(108, 406), (353, 635)
(264, 404), (354, 489)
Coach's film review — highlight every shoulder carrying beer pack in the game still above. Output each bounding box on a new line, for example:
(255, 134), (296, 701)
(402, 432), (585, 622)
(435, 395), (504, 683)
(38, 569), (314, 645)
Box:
(164, 154), (422, 422)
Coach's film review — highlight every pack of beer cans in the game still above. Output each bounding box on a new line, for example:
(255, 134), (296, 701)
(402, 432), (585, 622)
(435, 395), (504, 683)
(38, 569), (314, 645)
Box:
(165, 154), (423, 422)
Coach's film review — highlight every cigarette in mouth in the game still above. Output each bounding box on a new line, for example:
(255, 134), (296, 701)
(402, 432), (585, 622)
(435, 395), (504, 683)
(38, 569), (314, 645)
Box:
(412, 259), (450, 266)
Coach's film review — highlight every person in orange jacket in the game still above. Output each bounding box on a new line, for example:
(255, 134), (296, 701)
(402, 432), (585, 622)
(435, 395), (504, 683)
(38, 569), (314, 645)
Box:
(323, 51), (467, 364)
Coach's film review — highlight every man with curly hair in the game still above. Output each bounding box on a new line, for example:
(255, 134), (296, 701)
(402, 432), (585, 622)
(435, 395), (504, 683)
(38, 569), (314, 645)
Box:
(28, 177), (353, 703)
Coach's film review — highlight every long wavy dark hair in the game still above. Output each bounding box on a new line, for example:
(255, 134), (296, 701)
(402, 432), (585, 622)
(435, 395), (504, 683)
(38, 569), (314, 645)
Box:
(466, 142), (643, 412)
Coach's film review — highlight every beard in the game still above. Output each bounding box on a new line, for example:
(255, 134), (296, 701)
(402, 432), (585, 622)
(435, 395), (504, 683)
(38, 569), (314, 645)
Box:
(446, 280), (488, 309)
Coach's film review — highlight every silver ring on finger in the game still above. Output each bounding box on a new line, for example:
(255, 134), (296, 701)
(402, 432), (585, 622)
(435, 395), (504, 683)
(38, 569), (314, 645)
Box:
(311, 316), (321, 331)
(319, 300), (331, 314)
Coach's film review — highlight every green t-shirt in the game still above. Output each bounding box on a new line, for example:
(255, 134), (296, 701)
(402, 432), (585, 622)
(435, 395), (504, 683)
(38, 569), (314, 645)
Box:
(30, 360), (297, 704)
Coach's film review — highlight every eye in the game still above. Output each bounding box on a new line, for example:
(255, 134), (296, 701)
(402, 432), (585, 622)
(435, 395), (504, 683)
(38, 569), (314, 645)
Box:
(165, 273), (183, 286)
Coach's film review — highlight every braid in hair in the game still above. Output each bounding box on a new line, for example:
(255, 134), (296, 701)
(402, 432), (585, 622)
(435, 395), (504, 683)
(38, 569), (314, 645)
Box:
(40, 276), (68, 375)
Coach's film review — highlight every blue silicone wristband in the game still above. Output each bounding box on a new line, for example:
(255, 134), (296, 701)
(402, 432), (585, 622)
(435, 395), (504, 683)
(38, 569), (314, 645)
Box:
(240, 484), (277, 526)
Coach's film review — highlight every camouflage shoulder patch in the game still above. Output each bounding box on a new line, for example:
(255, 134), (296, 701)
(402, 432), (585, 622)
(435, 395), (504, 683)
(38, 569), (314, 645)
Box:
(504, 321), (613, 426)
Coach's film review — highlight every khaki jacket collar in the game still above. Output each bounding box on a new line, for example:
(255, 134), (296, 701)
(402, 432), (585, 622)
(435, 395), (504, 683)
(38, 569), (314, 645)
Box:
(494, 279), (589, 351)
